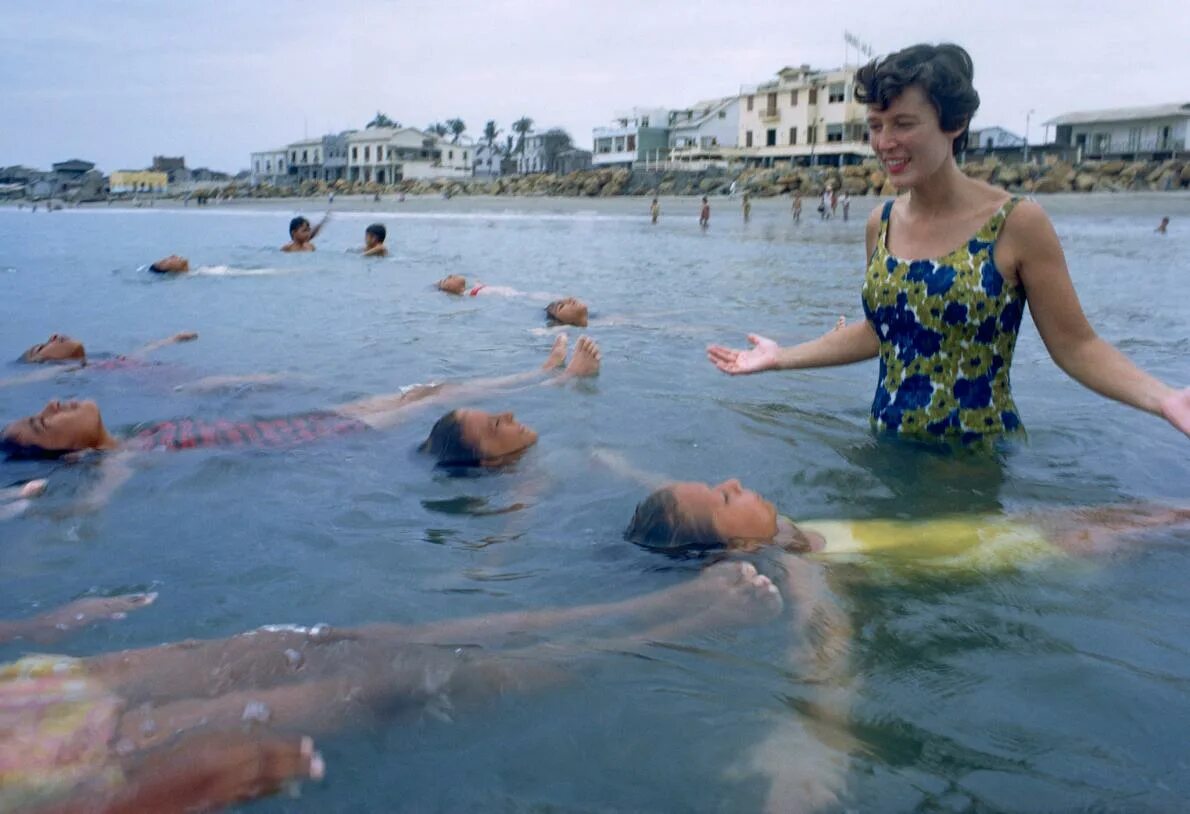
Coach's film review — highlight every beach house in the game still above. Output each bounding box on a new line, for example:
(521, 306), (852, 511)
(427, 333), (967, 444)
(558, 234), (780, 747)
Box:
(1045, 103), (1189, 161)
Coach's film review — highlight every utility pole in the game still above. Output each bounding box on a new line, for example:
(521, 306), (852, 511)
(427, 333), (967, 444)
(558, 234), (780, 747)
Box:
(1024, 109), (1034, 163)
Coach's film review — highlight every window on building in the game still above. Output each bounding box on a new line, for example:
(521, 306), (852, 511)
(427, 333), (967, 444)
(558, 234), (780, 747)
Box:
(255, 161), (260, 172)
(807, 126), (816, 145)
(364, 146), (370, 161)
(747, 95), (754, 111)
(745, 131), (753, 147)
(789, 127), (797, 145)
(808, 88), (818, 105)
(641, 116), (649, 127)
(766, 129), (777, 146)
(790, 89), (798, 106)
(352, 146), (358, 160)
(828, 83), (845, 103)
(291, 151), (297, 162)
(448, 150), (454, 159)
(766, 92), (777, 114)
(627, 134), (636, 151)
(718, 110), (726, 119)
(463, 151), (468, 161)
(826, 124), (844, 142)
(314, 150), (320, 162)
(266, 161), (271, 171)
(302, 150), (308, 162)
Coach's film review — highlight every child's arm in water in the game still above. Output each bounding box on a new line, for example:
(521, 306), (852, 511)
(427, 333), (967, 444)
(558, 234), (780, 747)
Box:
(67, 450), (138, 513)
(333, 335), (598, 430)
(128, 331), (199, 359)
(736, 552), (855, 814)
(590, 448), (670, 490)
(0, 478), (47, 520)
(0, 590), (156, 644)
(0, 364), (85, 388)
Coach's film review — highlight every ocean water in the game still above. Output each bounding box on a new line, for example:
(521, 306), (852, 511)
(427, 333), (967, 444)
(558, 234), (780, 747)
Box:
(0, 194), (1188, 812)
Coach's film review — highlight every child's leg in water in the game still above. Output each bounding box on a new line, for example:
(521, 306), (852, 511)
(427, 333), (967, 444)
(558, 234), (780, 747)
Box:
(1030, 503), (1190, 555)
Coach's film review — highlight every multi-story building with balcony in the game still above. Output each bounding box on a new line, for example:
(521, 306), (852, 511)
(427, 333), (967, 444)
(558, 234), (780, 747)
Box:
(286, 138), (324, 181)
(592, 108), (671, 168)
(250, 149), (289, 185)
(663, 97), (740, 169)
(736, 64), (873, 166)
(1045, 102), (1189, 160)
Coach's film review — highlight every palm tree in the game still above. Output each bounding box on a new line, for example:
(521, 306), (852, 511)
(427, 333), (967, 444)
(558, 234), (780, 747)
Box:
(482, 120), (501, 149)
(367, 112), (398, 129)
(426, 122), (449, 138)
(512, 116), (534, 157)
(446, 118), (466, 144)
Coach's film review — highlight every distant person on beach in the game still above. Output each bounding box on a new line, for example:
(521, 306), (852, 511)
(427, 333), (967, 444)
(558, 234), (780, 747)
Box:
(362, 223), (388, 256)
(792, 192), (803, 223)
(830, 187), (839, 217)
(818, 188), (830, 219)
(281, 214), (327, 252)
(742, 192), (752, 222)
(708, 42), (1190, 442)
(1156, 217), (1169, 234)
(651, 197), (660, 224)
(699, 196), (710, 228)
(842, 191), (851, 221)
(147, 254), (190, 274)
(0, 336), (602, 509)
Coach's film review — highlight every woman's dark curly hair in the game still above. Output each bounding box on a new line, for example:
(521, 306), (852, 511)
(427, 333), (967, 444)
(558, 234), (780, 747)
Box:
(854, 43), (979, 156)
(624, 487), (725, 552)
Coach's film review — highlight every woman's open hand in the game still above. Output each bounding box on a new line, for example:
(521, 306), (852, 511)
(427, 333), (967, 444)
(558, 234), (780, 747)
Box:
(707, 334), (781, 375)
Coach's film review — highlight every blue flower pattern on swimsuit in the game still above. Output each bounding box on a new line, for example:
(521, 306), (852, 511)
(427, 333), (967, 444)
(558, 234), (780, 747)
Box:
(862, 198), (1025, 441)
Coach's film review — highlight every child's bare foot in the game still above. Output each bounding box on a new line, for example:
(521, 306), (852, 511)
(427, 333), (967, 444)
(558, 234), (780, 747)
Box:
(19, 479), (47, 499)
(689, 561), (784, 624)
(543, 334), (569, 369)
(34, 592), (158, 637)
(564, 336), (601, 377)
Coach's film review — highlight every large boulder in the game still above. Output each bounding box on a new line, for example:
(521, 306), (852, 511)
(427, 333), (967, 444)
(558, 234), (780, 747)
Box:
(1098, 160), (1126, 176)
(1074, 173), (1096, 192)
(1032, 174), (1068, 193)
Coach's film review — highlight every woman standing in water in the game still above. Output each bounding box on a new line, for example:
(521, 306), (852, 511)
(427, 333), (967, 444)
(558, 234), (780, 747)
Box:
(708, 43), (1189, 442)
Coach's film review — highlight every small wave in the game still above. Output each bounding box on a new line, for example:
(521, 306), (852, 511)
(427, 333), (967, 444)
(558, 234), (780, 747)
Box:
(191, 265), (292, 277)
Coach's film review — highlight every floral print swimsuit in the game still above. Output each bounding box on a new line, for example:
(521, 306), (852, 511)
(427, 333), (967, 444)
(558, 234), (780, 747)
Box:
(862, 197), (1025, 443)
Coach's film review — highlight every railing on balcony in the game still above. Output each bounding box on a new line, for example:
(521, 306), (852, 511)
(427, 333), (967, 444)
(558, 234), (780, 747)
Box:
(758, 107), (780, 122)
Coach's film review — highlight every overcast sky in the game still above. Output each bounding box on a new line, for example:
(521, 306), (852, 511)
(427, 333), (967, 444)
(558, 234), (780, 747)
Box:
(2, 0), (1186, 173)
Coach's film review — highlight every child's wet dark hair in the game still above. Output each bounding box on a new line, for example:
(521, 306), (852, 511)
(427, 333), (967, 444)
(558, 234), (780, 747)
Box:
(419, 410), (482, 468)
(289, 216), (310, 237)
(625, 487), (725, 552)
(0, 434), (68, 461)
(855, 43), (979, 156)
(366, 223), (386, 243)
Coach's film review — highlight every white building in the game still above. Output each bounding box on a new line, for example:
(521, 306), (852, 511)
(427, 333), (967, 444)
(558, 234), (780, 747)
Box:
(1046, 102), (1189, 159)
(285, 138), (324, 181)
(735, 64), (873, 166)
(347, 127), (400, 184)
(663, 97), (740, 169)
(966, 126), (1025, 151)
(472, 142), (505, 178)
(250, 148), (289, 185)
(592, 108), (671, 168)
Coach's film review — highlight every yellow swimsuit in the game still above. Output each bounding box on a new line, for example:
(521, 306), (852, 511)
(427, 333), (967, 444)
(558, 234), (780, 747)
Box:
(798, 515), (1062, 575)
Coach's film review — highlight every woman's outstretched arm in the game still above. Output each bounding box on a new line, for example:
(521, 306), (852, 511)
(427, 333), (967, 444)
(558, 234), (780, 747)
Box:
(707, 321), (879, 376)
(1004, 201), (1189, 437)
